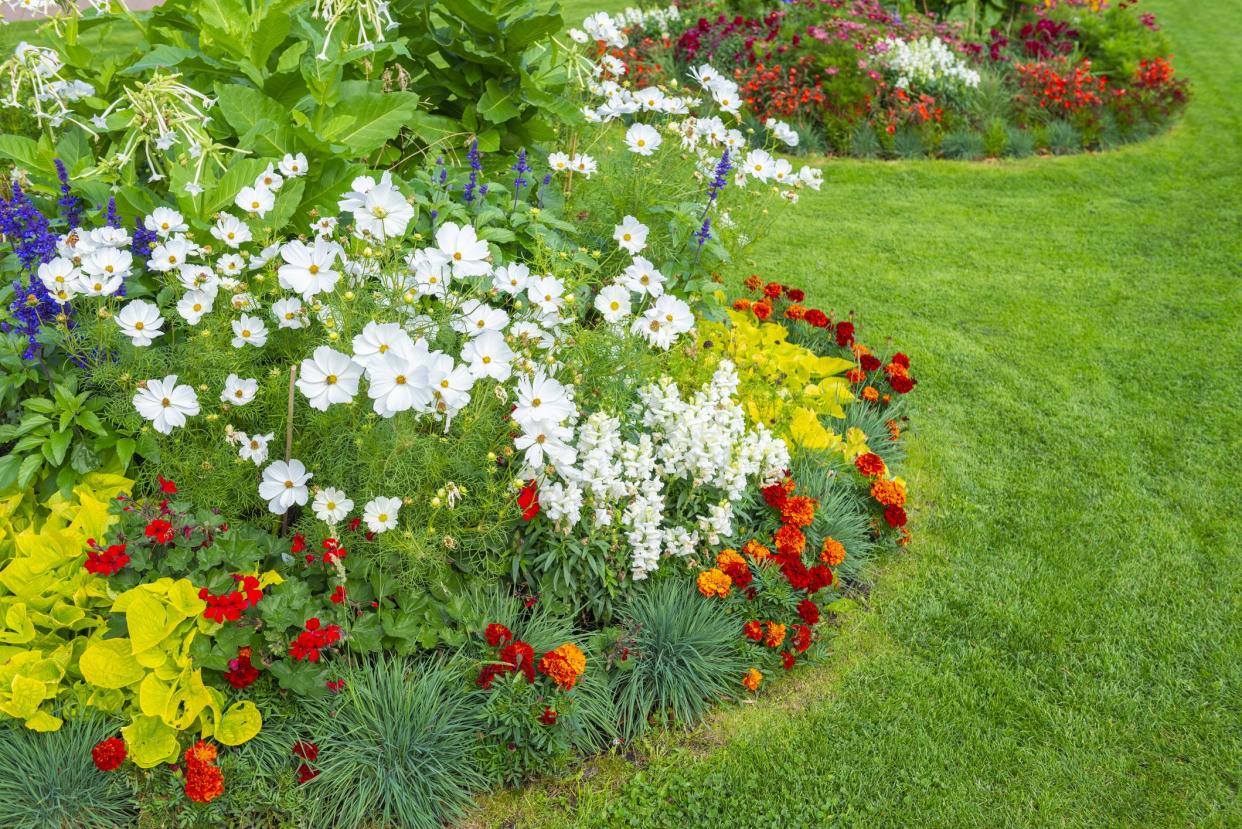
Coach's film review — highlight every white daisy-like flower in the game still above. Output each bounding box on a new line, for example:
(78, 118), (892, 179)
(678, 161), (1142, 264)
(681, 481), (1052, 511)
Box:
(258, 459), (312, 515)
(624, 123), (662, 155)
(515, 421), (577, 476)
(311, 216), (338, 238)
(513, 371), (576, 430)
(271, 296), (306, 329)
(210, 213), (253, 249)
(548, 151), (571, 172)
(353, 179), (414, 242)
(279, 152), (309, 177)
(452, 299), (509, 337)
(461, 329), (514, 382)
(613, 215), (649, 254)
(37, 257), (79, 302)
(312, 487), (353, 523)
(216, 253), (245, 278)
(238, 431), (274, 465)
(221, 373), (258, 406)
(362, 496), (402, 533)
(526, 274), (565, 315)
(147, 237), (194, 272)
(570, 154), (597, 177)
(491, 262), (530, 295)
(434, 222), (491, 277)
(144, 207), (187, 238)
(620, 255), (665, 297)
(366, 341), (434, 417)
(81, 247), (132, 284)
(255, 165), (284, 192)
(277, 238), (341, 300)
(351, 320), (410, 370)
(594, 284), (632, 322)
(235, 185), (274, 217)
(296, 346), (363, 411)
(132, 375), (199, 434)
(116, 299), (164, 346)
(231, 314), (268, 348)
(176, 289), (214, 325)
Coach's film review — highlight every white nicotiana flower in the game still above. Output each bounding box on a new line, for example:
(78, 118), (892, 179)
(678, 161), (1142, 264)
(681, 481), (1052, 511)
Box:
(363, 496), (401, 533)
(258, 459), (312, 515)
(613, 216), (649, 254)
(877, 36), (980, 91)
(116, 299), (164, 346)
(297, 346), (363, 411)
(313, 487), (353, 523)
(231, 314), (268, 348)
(132, 375), (199, 434)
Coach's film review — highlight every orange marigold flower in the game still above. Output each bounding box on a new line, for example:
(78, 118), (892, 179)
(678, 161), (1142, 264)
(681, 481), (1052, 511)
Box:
(886, 418), (902, 440)
(744, 274), (763, 291)
(852, 343), (872, 358)
(871, 479), (906, 508)
(898, 527), (912, 546)
(186, 740), (217, 767)
(780, 495), (817, 528)
(185, 762), (225, 803)
(742, 667), (763, 691)
(763, 281), (783, 299)
(884, 362), (909, 379)
(732, 298), (752, 311)
(752, 301), (772, 321)
(538, 643), (587, 690)
(763, 622), (787, 648)
(742, 539), (771, 560)
(717, 548), (745, 570)
(785, 303), (806, 321)
(846, 368), (867, 384)
(854, 452), (887, 478)
(820, 536), (846, 566)
(773, 524), (806, 557)
(743, 619), (763, 641)
(861, 385), (880, 402)
(696, 567), (732, 598)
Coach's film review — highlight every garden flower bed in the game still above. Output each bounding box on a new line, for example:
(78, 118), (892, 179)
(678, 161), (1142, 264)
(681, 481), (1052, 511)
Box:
(572, 0), (1189, 159)
(0, 0), (921, 825)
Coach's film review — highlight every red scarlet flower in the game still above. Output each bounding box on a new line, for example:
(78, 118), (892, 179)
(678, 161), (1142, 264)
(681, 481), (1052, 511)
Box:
(884, 504), (908, 528)
(144, 518), (174, 544)
(860, 353), (881, 372)
(798, 598), (820, 625)
(224, 647), (259, 689)
(84, 543), (130, 576)
(92, 737), (126, 772)
(157, 475), (177, 493)
(539, 707), (559, 726)
(291, 533), (306, 554)
(804, 309), (829, 328)
(782, 651), (796, 670)
(743, 620), (763, 641)
(330, 585), (347, 604)
(485, 623), (513, 647)
(518, 480), (540, 521)
(835, 321), (855, 347)
(292, 741), (319, 761)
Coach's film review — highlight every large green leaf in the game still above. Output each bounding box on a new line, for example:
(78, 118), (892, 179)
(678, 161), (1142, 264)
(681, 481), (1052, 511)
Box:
(319, 92), (421, 155)
(477, 79), (521, 124)
(215, 84), (286, 138)
(0, 135), (49, 175)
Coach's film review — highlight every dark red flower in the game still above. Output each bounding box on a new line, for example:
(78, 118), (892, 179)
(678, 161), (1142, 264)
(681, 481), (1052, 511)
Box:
(485, 623), (513, 647)
(84, 543), (129, 577)
(889, 374), (916, 394)
(835, 321), (855, 347)
(804, 309), (829, 328)
(884, 504), (908, 528)
(292, 740), (319, 761)
(762, 282), (783, 299)
(797, 598), (820, 625)
(891, 352), (910, 368)
(807, 565), (834, 593)
(860, 353), (881, 372)
(793, 624), (813, 653)
(518, 480), (540, 521)
(157, 475), (177, 494)
(224, 647), (259, 689)
(499, 640), (536, 683)
(92, 737), (126, 772)
(330, 585), (347, 605)
(539, 707), (559, 726)
(784, 287), (805, 302)
(743, 619), (763, 641)
(144, 518), (174, 544)
(296, 763), (319, 784)
(781, 651), (796, 670)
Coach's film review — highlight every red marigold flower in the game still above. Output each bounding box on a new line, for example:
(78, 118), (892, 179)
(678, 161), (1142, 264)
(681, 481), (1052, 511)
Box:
(715, 549), (751, 588)
(891, 352), (910, 368)
(846, 368), (866, 384)
(762, 282), (783, 299)
(296, 763), (319, 784)
(539, 707), (559, 726)
(860, 353), (881, 372)
(743, 274), (763, 291)
(485, 623), (513, 647)
(92, 737), (126, 772)
(871, 479), (906, 508)
(292, 740), (319, 762)
(157, 475), (178, 494)
(538, 642), (586, 690)
(743, 619), (763, 641)
(781, 651), (796, 670)
(184, 761), (224, 804)
(793, 624), (813, 653)
(751, 301), (772, 321)
(889, 374), (916, 394)
(854, 453), (887, 478)
(518, 480), (540, 521)
(773, 524), (806, 557)
(784, 287), (805, 302)
(500, 640), (537, 684)
(835, 321), (855, 347)
(809, 565), (835, 593)
(84, 543), (130, 577)
(884, 504), (908, 528)
(797, 598), (820, 625)
(785, 303), (806, 321)
(804, 309), (829, 328)
(144, 518), (174, 544)
(732, 298), (752, 312)
(761, 481), (789, 511)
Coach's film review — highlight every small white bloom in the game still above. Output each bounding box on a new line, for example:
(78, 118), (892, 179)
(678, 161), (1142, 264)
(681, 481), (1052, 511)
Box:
(434, 222), (491, 277)
(492, 262), (530, 295)
(313, 487), (353, 523)
(548, 151), (571, 172)
(297, 346), (363, 411)
(220, 373), (258, 406)
(271, 296), (306, 329)
(116, 299), (164, 346)
(594, 284), (632, 322)
(453, 299), (509, 337)
(362, 496), (401, 533)
(238, 431), (274, 465)
(278, 152), (309, 178)
(624, 123), (662, 156)
(144, 207), (187, 238)
(461, 329), (514, 382)
(620, 255), (665, 298)
(133, 375), (199, 434)
(231, 314), (268, 348)
(277, 238), (341, 299)
(613, 215), (649, 254)
(235, 185), (274, 217)
(570, 154), (597, 177)
(258, 459), (312, 515)
(526, 274), (565, 315)
(176, 289), (215, 325)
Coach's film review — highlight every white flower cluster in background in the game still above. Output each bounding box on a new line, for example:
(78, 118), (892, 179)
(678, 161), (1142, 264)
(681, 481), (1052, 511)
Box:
(876, 36), (981, 91)
(537, 360), (790, 580)
(569, 6), (681, 47)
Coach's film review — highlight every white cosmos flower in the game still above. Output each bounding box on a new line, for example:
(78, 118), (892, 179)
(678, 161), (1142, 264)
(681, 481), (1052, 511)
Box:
(255, 165), (284, 192)
(337, 173), (381, 212)
(279, 152), (309, 178)
(177, 290), (215, 325)
(75, 270), (124, 297)
(515, 421), (577, 476)
(613, 216), (649, 254)
(177, 264), (219, 293)
(271, 296), (306, 329)
(526, 274), (565, 315)
(144, 207), (187, 238)
(311, 216), (337, 238)
(620, 255), (665, 297)
(452, 299), (509, 337)
(313, 487), (353, 523)
(435, 222), (491, 277)
(216, 253), (245, 278)
(461, 329), (514, 382)
(407, 248), (452, 299)
(548, 151), (571, 172)
(297, 346), (363, 411)
(277, 238), (341, 300)
(235, 185), (274, 217)
(513, 371), (575, 429)
(427, 356), (475, 418)
(637, 87), (666, 111)
(624, 123), (662, 155)
(351, 320), (411, 370)
(632, 294), (695, 350)
(116, 300), (164, 346)
(38, 256), (78, 296)
(491, 262), (530, 295)
(367, 341), (434, 417)
(147, 237), (194, 272)
(238, 431), (274, 465)
(743, 149), (777, 182)
(221, 373), (258, 406)
(231, 314), (268, 348)
(594, 284), (632, 322)
(363, 496), (402, 533)
(798, 165), (823, 190)
(354, 180), (414, 242)
(570, 154), (597, 177)
(766, 117), (800, 147)
(210, 214), (253, 248)
(711, 82), (741, 114)
(250, 243), (279, 270)
(81, 247), (131, 283)
(258, 459), (312, 515)
(133, 375), (199, 434)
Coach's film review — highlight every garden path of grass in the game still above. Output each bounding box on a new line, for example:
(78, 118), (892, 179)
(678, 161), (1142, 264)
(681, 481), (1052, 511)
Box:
(466, 0), (1242, 826)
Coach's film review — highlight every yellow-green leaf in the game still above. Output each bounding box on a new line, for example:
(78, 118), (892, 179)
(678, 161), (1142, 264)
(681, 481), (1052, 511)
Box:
(122, 714), (179, 768)
(79, 638), (145, 689)
(215, 700), (262, 745)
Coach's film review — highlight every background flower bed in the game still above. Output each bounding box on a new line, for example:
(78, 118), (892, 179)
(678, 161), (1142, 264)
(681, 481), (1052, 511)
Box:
(575, 0), (1189, 159)
(0, 0), (923, 826)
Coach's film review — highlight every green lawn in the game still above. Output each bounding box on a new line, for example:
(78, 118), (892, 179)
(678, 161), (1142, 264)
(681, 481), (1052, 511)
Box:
(464, 0), (1242, 826)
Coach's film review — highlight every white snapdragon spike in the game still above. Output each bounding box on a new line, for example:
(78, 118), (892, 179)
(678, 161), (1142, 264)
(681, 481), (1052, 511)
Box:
(877, 36), (980, 91)
(144, 207), (188, 238)
(766, 118), (800, 148)
(271, 297), (307, 329)
(435, 222), (491, 277)
(366, 339), (434, 416)
(256, 165), (284, 192)
(452, 299), (509, 337)
(594, 284), (632, 323)
(38, 257), (79, 300)
(362, 496), (401, 533)
(231, 314), (268, 348)
(176, 290), (214, 325)
(116, 299), (164, 346)
(148, 237), (194, 272)
(570, 154), (597, 177)
(613, 216), (649, 254)
(624, 123), (661, 155)
(548, 152), (571, 172)
(526, 274), (565, 315)
(492, 262), (530, 295)
(698, 500), (734, 547)
(133, 375), (199, 435)
(221, 374), (259, 406)
(297, 346), (363, 411)
(235, 185), (275, 217)
(277, 238), (342, 299)
(238, 431), (274, 465)
(259, 459), (312, 515)
(620, 256), (665, 298)
(513, 371), (576, 431)
(313, 487), (353, 524)
(351, 320), (409, 369)
(279, 152), (309, 178)
(541, 480), (584, 525)
(461, 329), (514, 382)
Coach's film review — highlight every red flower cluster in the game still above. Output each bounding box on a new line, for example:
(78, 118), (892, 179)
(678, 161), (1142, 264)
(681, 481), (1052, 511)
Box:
(1014, 59), (1108, 116)
(224, 646), (260, 689)
(518, 480), (540, 521)
(84, 541), (130, 576)
(144, 518), (174, 544)
(289, 617), (342, 662)
(91, 737), (126, 772)
(738, 57), (828, 121)
(184, 741), (224, 803)
(477, 624), (537, 688)
(200, 574), (264, 624)
(293, 740), (319, 783)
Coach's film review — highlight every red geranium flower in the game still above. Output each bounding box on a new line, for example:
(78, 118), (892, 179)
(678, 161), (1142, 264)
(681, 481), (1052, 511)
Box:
(144, 518), (174, 544)
(330, 585), (347, 604)
(157, 475), (177, 494)
(92, 737), (126, 772)
(292, 740), (319, 761)
(291, 533), (306, 554)
(518, 480), (540, 521)
(84, 543), (130, 577)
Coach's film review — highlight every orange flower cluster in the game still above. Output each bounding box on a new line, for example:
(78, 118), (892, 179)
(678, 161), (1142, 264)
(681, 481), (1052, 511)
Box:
(742, 539), (771, 560)
(184, 740), (225, 804)
(773, 524), (806, 557)
(538, 643), (586, 690)
(780, 495), (818, 528)
(696, 567), (733, 598)
(762, 622), (787, 649)
(716, 548), (752, 588)
(742, 667), (764, 691)
(820, 536), (846, 566)
(870, 479), (906, 508)
(854, 452), (887, 478)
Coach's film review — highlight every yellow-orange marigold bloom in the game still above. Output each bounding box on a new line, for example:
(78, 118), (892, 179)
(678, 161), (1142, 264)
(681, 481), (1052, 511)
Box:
(696, 568), (732, 598)
(716, 548), (746, 571)
(820, 536), (846, 566)
(539, 643), (587, 690)
(742, 667), (763, 691)
(780, 495), (818, 528)
(862, 385), (880, 402)
(773, 524), (806, 557)
(742, 539), (770, 560)
(785, 303), (806, 321)
(871, 479), (906, 508)
(846, 368), (867, 384)
(886, 418), (902, 440)
(763, 622), (787, 648)
(732, 298), (752, 311)
(852, 343), (872, 358)
(884, 362), (909, 379)
(186, 740), (217, 766)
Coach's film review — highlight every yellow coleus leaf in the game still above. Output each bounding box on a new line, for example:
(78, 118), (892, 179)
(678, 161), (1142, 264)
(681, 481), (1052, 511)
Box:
(122, 714), (180, 768)
(79, 638), (146, 689)
(138, 673), (172, 719)
(809, 356), (856, 377)
(843, 427), (871, 460)
(789, 407), (832, 449)
(124, 591), (171, 655)
(165, 579), (207, 620)
(215, 700), (263, 746)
